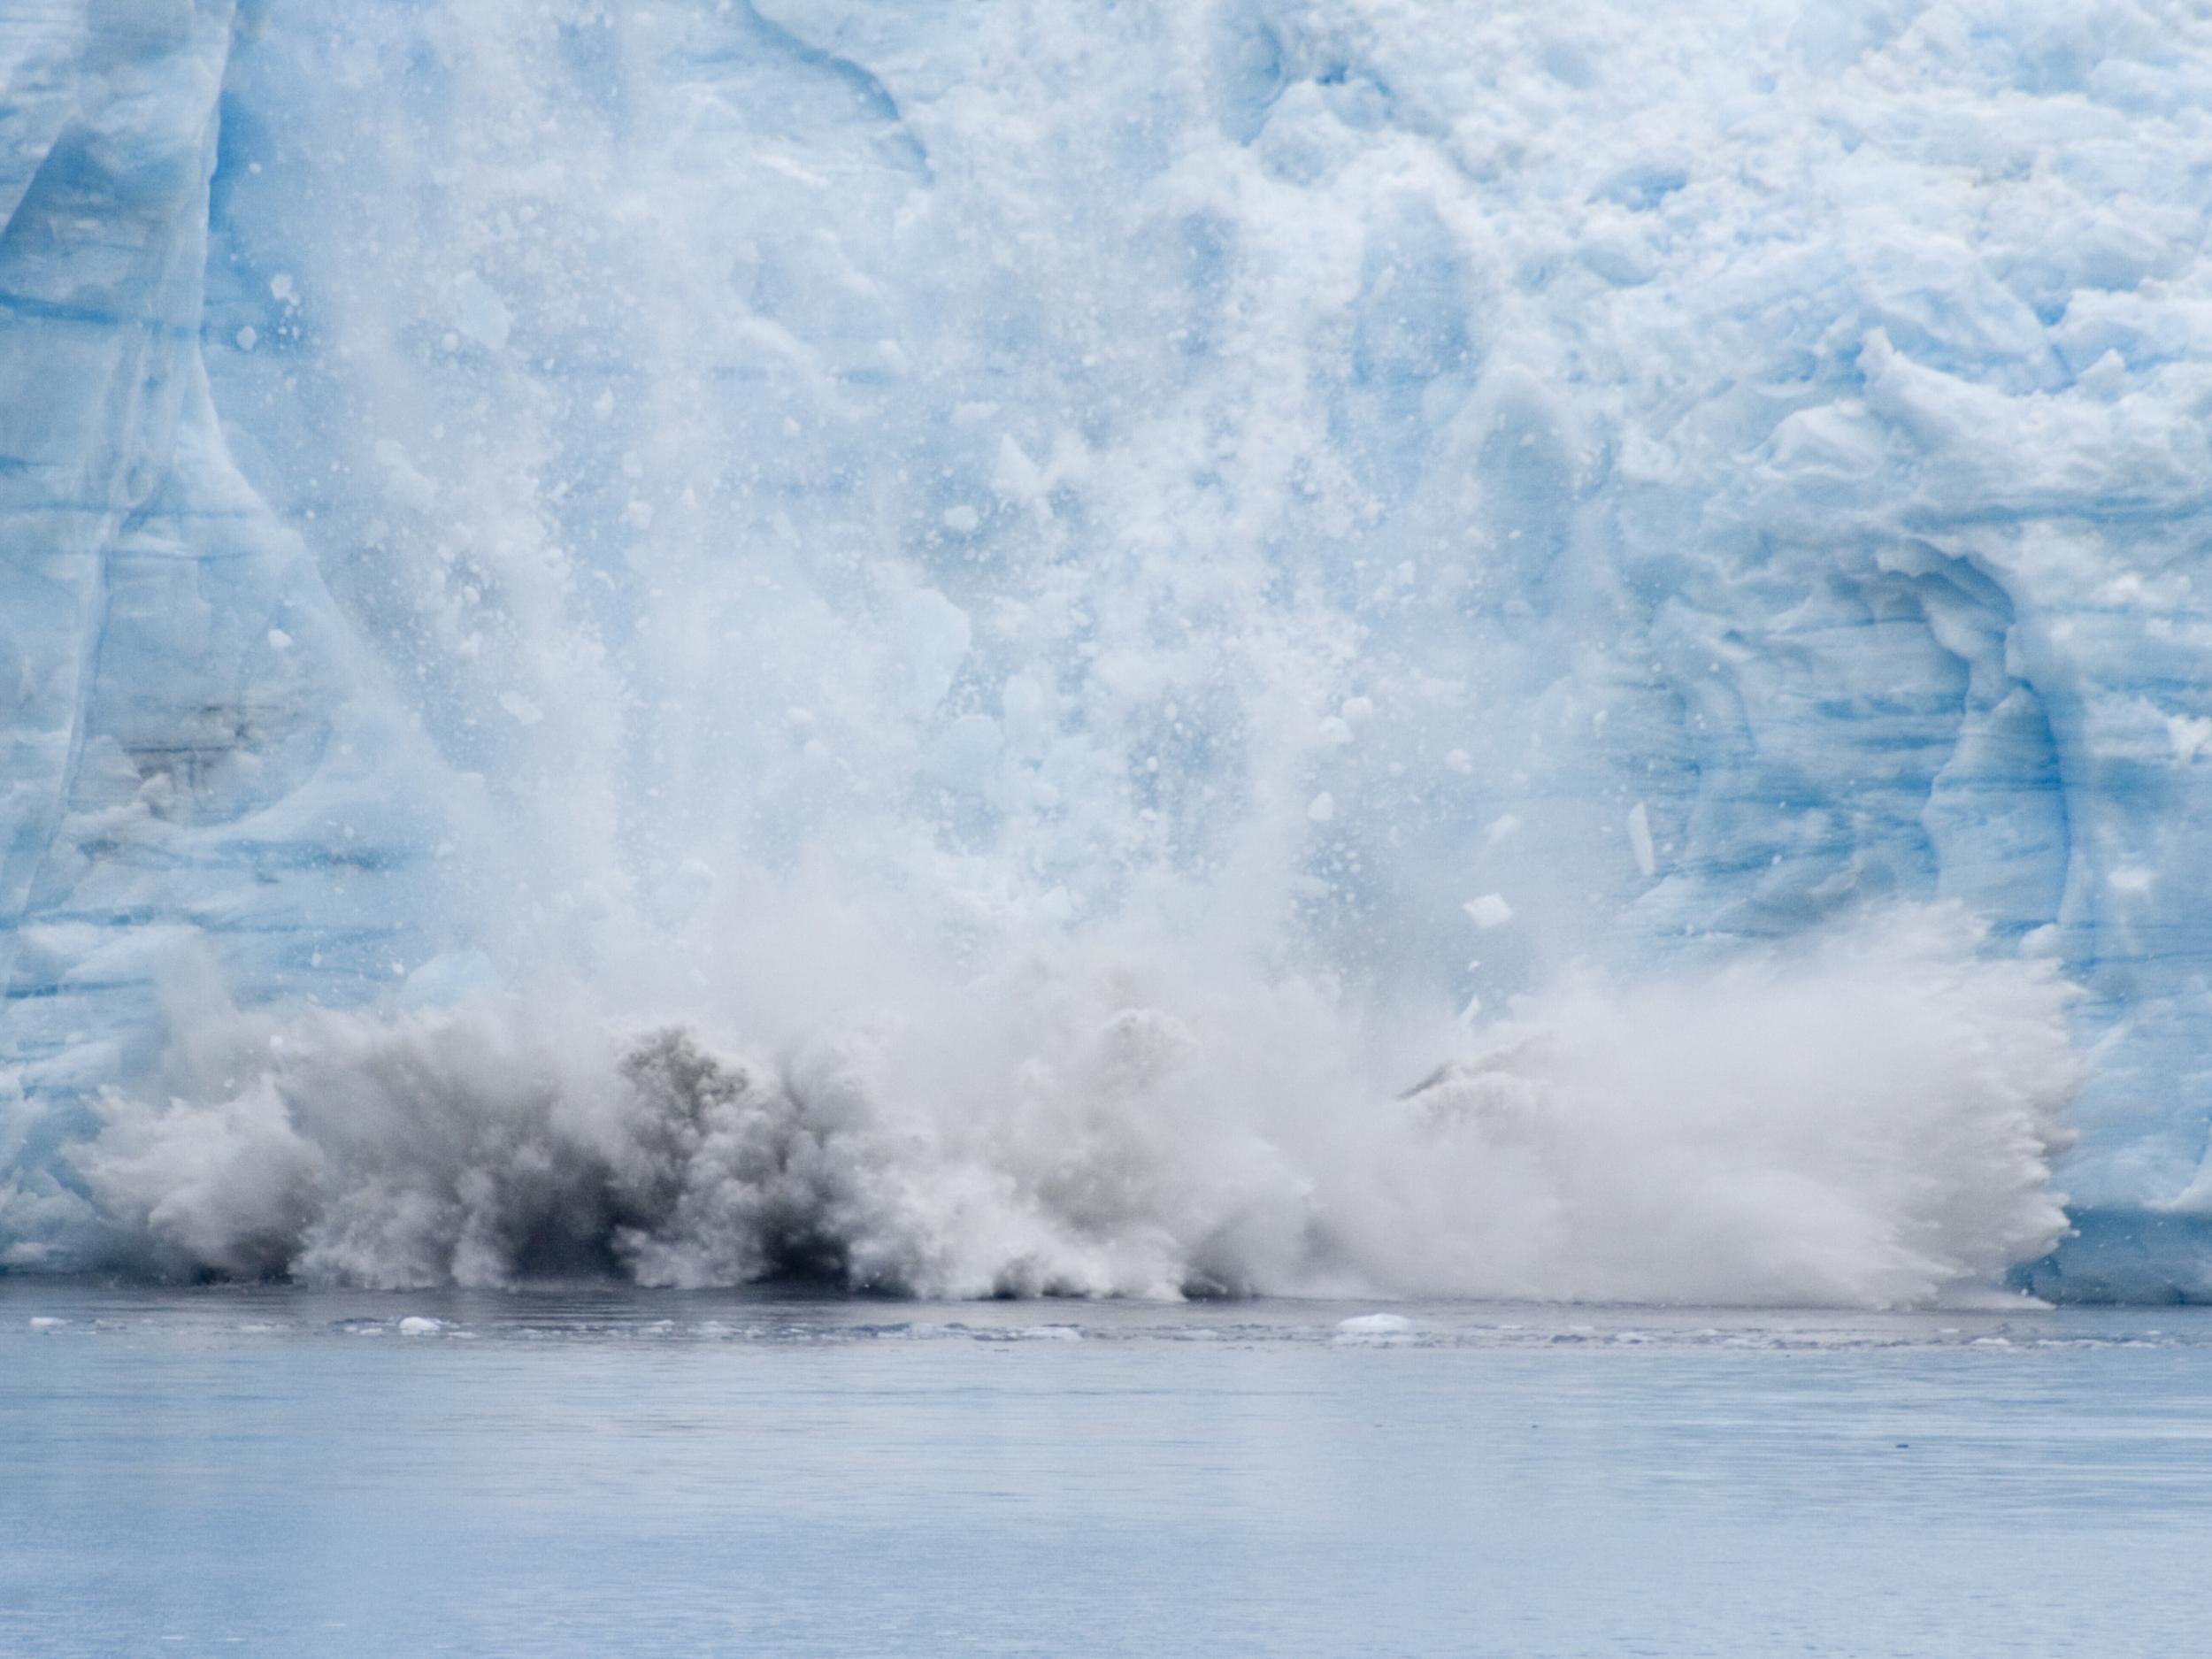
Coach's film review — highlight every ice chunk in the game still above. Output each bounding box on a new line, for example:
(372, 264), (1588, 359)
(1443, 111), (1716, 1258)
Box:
(1463, 895), (1513, 930)
(1334, 1313), (1419, 1342)
(897, 589), (972, 716)
(1627, 803), (1655, 879)
(452, 273), (511, 352)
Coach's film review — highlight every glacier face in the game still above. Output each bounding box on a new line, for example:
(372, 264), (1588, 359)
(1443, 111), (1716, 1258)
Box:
(0, 0), (452, 1238)
(5, 0), (2212, 1295)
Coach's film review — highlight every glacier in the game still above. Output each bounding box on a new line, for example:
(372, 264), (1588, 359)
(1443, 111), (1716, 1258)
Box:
(5, 0), (2212, 1299)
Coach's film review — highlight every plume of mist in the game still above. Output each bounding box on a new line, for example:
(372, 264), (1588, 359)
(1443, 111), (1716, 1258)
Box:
(72, 905), (2077, 1307)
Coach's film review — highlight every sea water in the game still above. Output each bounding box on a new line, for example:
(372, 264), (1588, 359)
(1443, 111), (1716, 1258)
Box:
(5, 1285), (2208, 1659)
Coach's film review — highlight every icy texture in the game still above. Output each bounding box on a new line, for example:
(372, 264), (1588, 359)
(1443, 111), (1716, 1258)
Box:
(6, 1), (2212, 1295)
(0, 0), (454, 1208)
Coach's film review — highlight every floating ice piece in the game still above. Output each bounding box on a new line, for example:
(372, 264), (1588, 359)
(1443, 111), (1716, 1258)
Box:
(1335, 1313), (1416, 1336)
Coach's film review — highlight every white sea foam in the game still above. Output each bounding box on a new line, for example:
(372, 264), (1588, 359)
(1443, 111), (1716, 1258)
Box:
(70, 905), (2076, 1307)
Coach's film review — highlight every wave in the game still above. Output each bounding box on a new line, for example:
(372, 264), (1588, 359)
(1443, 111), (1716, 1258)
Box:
(57, 905), (2078, 1307)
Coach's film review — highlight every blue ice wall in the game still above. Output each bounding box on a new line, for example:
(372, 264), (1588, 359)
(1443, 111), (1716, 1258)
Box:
(6, 0), (2212, 1291)
(0, 2), (449, 1187)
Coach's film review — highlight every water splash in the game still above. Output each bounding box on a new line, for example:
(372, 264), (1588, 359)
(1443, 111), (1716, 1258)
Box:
(71, 907), (2076, 1305)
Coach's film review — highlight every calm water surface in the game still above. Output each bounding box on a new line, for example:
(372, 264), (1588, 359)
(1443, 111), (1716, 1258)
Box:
(4, 1284), (2208, 1657)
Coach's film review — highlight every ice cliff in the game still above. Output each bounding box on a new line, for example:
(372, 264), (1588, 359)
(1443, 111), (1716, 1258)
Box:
(5, 0), (2212, 1299)
(0, 3), (451, 1214)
